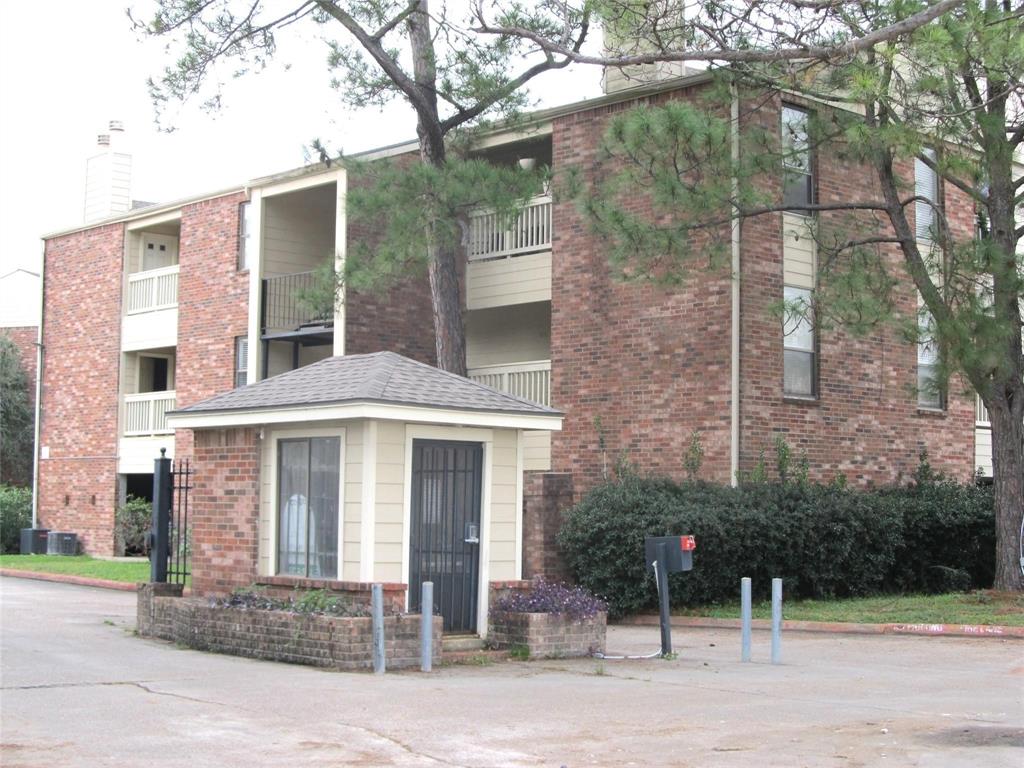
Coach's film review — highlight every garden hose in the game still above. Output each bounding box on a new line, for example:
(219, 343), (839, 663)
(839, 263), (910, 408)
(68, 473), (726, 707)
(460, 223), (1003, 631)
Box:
(593, 560), (664, 661)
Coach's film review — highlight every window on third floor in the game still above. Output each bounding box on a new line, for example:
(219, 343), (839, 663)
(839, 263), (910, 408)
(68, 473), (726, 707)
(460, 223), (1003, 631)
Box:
(782, 105), (814, 212)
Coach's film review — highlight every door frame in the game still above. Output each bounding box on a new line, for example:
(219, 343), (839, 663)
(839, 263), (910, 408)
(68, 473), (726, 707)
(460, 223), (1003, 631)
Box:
(403, 425), (493, 635)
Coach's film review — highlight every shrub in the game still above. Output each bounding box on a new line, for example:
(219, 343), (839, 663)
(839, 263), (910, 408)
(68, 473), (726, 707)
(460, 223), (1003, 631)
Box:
(558, 474), (994, 619)
(494, 579), (607, 621)
(0, 484), (32, 553)
(115, 496), (151, 556)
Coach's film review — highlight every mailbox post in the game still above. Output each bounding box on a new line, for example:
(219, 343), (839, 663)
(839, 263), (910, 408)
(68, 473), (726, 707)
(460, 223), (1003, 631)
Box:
(644, 535), (696, 657)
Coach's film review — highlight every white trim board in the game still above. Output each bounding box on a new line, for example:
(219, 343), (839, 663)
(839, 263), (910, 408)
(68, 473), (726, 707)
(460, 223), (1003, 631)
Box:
(168, 401), (563, 432)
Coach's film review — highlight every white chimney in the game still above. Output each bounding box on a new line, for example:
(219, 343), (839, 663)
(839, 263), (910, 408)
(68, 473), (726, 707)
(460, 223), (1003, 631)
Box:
(84, 120), (132, 223)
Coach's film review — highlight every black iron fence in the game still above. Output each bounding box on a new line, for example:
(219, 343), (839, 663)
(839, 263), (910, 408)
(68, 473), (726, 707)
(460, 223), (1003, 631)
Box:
(150, 450), (192, 586)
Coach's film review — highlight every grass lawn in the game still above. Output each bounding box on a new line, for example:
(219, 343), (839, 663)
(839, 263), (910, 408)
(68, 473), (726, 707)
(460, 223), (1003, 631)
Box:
(675, 591), (1024, 627)
(0, 555), (149, 583)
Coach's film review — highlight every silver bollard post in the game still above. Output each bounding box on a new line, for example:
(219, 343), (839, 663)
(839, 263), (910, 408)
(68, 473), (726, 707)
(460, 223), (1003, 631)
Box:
(771, 577), (782, 665)
(741, 577), (752, 662)
(372, 583), (385, 674)
(420, 581), (433, 672)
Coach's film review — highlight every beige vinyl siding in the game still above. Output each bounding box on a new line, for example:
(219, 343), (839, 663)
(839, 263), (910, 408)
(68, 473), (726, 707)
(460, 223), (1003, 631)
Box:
(522, 430), (551, 472)
(466, 302), (551, 368)
(264, 341), (333, 378)
(782, 213), (816, 289)
(488, 429), (520, 581)
(466, 251), (552, 310)
(343, 423), (363, 580)
(121, 353), (139, 397)
(261, 184), (336, 278)
(258, 433), (274, 575)
(373, 421), (407, 582)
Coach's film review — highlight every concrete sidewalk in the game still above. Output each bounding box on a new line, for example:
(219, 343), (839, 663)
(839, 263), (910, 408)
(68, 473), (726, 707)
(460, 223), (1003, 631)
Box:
(1, 577), (1021, 767)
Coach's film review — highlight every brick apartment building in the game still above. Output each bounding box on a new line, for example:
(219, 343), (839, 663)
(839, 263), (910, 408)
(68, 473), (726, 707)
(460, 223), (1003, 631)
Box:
(36, 72), (985, 563)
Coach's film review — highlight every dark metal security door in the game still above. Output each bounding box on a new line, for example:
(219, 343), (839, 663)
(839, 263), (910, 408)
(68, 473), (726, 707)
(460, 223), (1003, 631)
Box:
(409, 440), (483, 633)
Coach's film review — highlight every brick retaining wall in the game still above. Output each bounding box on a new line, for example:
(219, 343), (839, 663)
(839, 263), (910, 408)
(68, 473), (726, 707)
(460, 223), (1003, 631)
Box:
(137, 583), (441, 671)
(488, 611), (606, 659)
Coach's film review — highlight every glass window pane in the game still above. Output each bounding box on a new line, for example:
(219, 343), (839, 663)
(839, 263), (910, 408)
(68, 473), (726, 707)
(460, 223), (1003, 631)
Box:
(918, 363), (942, 408)
(784, 350), (814, 396)
(784, 171), (812, 209)
(782, 106), (809, 169)
(238, 202), (251, 270)
(278, 440), (309, 576)
(308, 438), (340, 579)
(783, 286), (814, 351)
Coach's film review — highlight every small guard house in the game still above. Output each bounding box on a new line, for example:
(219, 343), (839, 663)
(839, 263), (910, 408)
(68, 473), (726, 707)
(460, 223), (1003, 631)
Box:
(166, 351), (562, 637)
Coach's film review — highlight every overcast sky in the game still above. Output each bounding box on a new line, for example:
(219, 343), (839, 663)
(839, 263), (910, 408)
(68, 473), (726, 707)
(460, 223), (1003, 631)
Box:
(0, 1), (601, 276)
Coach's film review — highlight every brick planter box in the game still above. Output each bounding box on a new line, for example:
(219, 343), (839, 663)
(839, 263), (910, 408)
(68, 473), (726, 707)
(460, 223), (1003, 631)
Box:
(488, 610), (607, 659)
(137, 583), (440, 671)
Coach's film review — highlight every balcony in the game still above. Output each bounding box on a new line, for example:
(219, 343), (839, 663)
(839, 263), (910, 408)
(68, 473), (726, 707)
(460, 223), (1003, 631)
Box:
(123, 391), (176, 436)
(469, 360), (552, 471)
(466, 196), (552, 310)
(122, 266), (179, 351)
(468, 360), (551, 406)
(126, 265), (178, 314)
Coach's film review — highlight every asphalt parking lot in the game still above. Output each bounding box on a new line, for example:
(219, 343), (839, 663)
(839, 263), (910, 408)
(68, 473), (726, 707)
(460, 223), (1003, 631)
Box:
(1, 577), (1021, 767)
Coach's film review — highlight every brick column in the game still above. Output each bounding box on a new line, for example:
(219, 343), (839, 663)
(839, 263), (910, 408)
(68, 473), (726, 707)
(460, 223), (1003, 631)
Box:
(522, 472), (574, 582)
(190, 427), (260, 596)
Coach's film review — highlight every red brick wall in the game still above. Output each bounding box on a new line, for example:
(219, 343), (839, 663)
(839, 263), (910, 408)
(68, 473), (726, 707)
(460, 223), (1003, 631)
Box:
(549, 86), (975, 493)
(550, 85), (735, 490)
(37, 224), (124, 553)
(736, 98), (975, 485)
(344, 281), (436, 364)
(343, 154), (436, 364)
(175, 193), (250, 460)
(190, 427), (260, 596)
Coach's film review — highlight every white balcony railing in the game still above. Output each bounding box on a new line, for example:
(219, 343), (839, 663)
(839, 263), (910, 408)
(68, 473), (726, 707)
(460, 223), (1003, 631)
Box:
(124, 391), (176, 436)
(126, 265), (179, 314)
(468, 195), (552, 262)
(469, 360), (551, 407)
(976, 395), (990, 426)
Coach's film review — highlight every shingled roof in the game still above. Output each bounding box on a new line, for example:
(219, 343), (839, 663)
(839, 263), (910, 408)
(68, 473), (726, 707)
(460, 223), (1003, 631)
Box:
(172, 351), (560, 417)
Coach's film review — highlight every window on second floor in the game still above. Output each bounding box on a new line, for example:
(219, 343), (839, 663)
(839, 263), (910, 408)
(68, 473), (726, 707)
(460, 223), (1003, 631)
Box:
(235, 336), (249, 388)
(917, 305), (945, 409)
(238, 202), (252, 271)
(782, 105), (813, 211)
(914, 149), (939, 242)
(783, 285), (816, 397)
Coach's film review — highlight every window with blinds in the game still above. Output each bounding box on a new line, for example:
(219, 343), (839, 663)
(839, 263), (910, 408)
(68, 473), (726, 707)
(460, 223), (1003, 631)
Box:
(914, 150), (938, 242)
(235, 336), (248, 388)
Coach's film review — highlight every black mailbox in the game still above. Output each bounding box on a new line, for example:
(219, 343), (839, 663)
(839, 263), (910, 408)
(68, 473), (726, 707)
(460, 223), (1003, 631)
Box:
(645, 535), (696, 574)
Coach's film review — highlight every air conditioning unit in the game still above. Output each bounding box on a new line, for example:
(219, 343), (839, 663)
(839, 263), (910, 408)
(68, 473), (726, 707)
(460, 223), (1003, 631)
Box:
(46, 532), (78, 556)
(20, 528), (49, 554)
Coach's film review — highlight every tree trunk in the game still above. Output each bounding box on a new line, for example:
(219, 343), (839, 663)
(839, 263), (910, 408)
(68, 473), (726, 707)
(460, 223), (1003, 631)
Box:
(989, 381), (1024, 591)
(408, 0), (467, 376)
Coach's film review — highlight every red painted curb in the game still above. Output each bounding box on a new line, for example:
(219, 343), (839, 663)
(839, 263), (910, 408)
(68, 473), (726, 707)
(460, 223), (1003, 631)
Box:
(620, 614), (1024, 639)
(0, 569), (138, 592)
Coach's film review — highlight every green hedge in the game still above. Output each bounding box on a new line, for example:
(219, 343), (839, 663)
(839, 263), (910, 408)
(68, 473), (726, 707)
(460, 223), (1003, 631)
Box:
(557, 475), (994, 618)
(0, 485), (32, 554)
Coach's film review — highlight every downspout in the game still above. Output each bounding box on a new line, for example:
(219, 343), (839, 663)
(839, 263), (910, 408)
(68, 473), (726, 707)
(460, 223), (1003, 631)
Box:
(729, 82), (741, 487)
(31, 247), (45, 528)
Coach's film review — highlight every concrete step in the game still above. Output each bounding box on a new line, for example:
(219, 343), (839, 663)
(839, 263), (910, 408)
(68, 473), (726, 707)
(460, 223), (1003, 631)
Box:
(441, 634), (486, 653)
